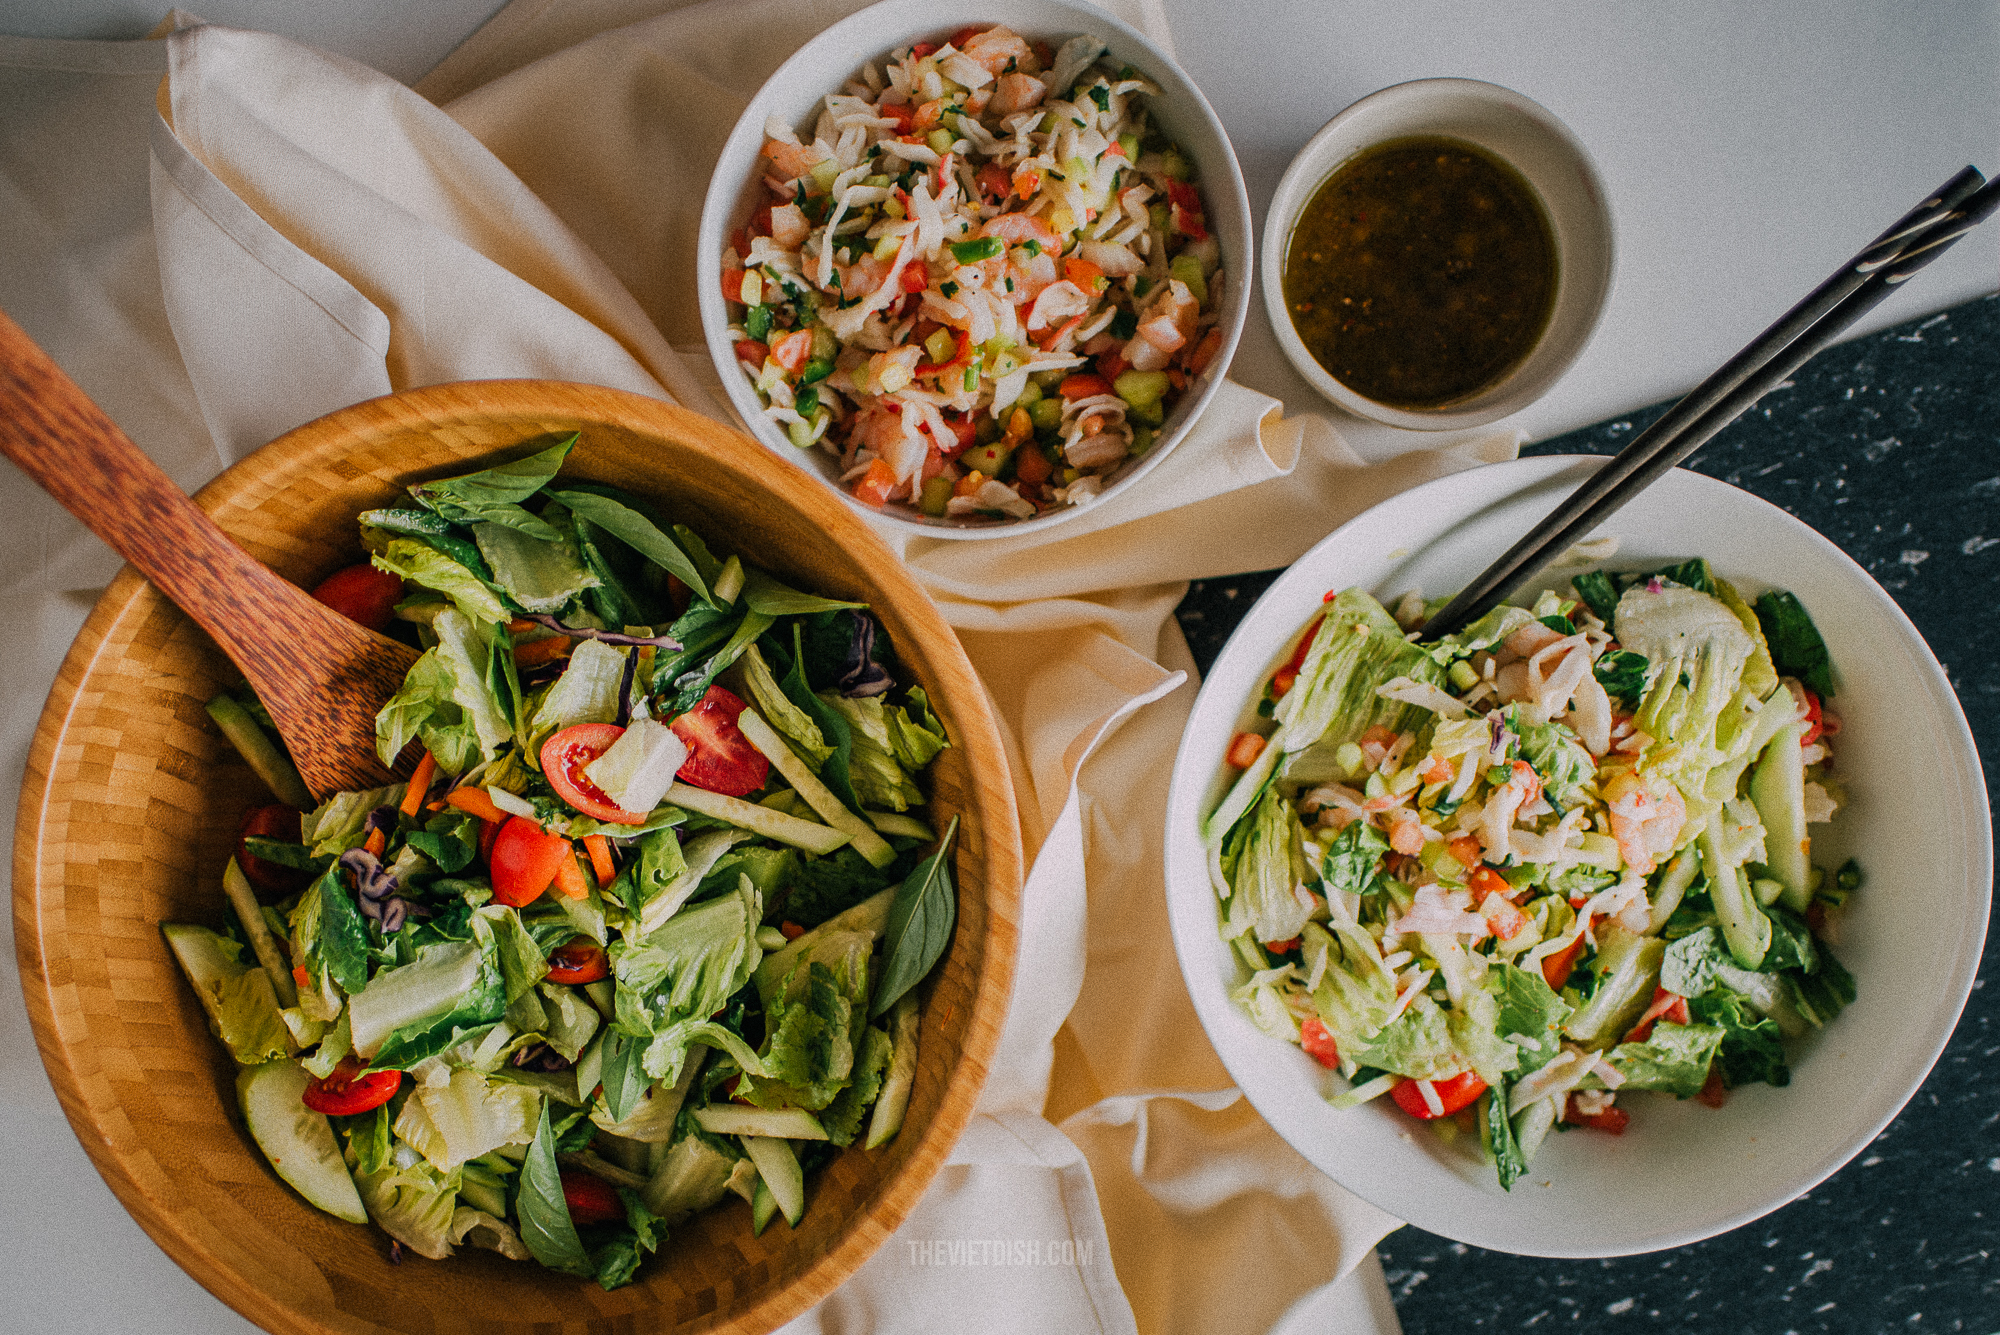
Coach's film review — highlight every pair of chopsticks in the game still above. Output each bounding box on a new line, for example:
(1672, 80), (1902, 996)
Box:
(1421, 165), (2000, 640)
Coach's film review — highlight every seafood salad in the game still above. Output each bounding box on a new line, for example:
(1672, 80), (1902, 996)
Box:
(720, 24), (1225, 522)
(1205, 561), (1858, 1188)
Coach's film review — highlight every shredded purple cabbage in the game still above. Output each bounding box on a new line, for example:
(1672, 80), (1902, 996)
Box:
(519, 613), (681, 651)
(835, 611), (894, 697)
(339, 846), (429, 934)
(615, 649), (640, 728)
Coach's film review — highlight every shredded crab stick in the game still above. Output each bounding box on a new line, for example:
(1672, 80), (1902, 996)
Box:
(720, 25), (1225, 521)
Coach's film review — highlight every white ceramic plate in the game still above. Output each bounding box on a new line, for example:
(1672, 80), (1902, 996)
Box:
(697, 0), (1252, 540)
(1163, 455), (1991, 1256)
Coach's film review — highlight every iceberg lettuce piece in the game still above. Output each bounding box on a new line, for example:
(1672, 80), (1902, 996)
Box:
(473, 500), (601, 614)
(1231, 965), (1305, 1044)
(353, 1150), (462, 1260)
(394, 1067), (542, 1171)
(431, 608), (515, 763)
(1305, 919), (1399, 1053)
(1273, 589), (1446, 781)
(1344, 995), (1460, 1081)
(1585, 1020), (1724, 1098)
(822, 693), (927, 811)
(162, 924), (293, 1064)
(528, 637), (629, 741)
(1221, 786), (1312, 945)
(612, 878), (763, 1085)
(450, 1207), (534, 1261)
(369, 535), (508, 625)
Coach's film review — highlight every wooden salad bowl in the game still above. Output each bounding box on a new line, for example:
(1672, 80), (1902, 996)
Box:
(13, 380), (1022, 1335)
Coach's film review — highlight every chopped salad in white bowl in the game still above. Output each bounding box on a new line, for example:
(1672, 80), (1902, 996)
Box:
(1164, 456), (1990, 1256)
(698, 0), (1250, 537)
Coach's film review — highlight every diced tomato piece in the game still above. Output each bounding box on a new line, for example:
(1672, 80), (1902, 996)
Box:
(733, 338), (768, 368)
(1225, 731), (1266, 768)
(900, 261), (930, 294)
(1696, 1068), (1729, 1108)
(770, 329), (813, 374)
(1186, 328), (1224, 376)
(909, 41), (938, 59)
(1448, 836), (1484, 871)
(1564, 1097), (1631, 1134)
(948, 25), (987, 47)
(1264, 937), (1301, 956)
(1061, 256), (1107, 293)
(1481, 892), (1529, 941)
(1800, 688), (1824, 747)
(779, 920), (806, 940)
(1059, 372), (1113, 401)
(936, 412), (977, 454)
(880, 100), (917, 133)
(1467, 866), (1511, 900)
(977, 163), (1013, 199)
(1390, 1071), (1487, 1120)
(1623, 986), (1692, 1044)
(1271, 614), (1324, 697)
(1542, 923), (1590, 991)
(919, 445), (948, 483)
(750, 202), (774, 237)
(1013, 441), (1052, 485)
(1011, 166), (1041, 199)
(236, 804), (310, 899)
(670, 685), (771, 797)
(1299, 1017), (1341, 1069)
(853, 457), (900, 507)
(721, 268), (747, 304)
(1095, 350), (1129, 383)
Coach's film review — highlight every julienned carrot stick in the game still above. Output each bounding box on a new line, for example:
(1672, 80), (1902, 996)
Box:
(514, 636), (573, 669)
(553, 849), (589, 901)
(445, 786), (509, 825)
(363, 826), (387, 858)
(583, 834), (616, 887)
(399, 751), (437, 817)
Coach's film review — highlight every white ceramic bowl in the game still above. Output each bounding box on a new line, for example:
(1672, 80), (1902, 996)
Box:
(1261, 80), (1614, 431)
(1164, 455), (1991, 1256)
(698, 0), (1252, 539)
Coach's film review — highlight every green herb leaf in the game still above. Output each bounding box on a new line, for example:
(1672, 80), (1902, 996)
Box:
(1484, 1082), (1526, 1191)
(548, 489), (713, 605)
(1569, 570), (1621, 627)
(1752, 589), (1835, 697)
(871, 817), (958, 1018)
(950, 236), (1004, 264)
(516, 1104), (594, 1275)
(599, 1028), (652, 1124)
(739, 566), (865, 618)
(408, 435), (577, 540)
(1592, 649), (1651, 707)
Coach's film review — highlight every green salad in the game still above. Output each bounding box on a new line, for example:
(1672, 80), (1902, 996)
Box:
(168, 435), (956, 1284)
(1206, 560), (1857, 1188)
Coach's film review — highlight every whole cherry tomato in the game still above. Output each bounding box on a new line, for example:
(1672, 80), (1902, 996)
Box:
(560, 1168), (625, 1226)
(545, 940), (611, 986)
(489, 816), (570, 907)
(309, 563), (404, 632)
(1390, 1070), (1488, 1121)
(301, 1058), (402, 1116)
(670, 686), (770, 797)
(540, 723), (647, 823)
(236, 803), (310, 899)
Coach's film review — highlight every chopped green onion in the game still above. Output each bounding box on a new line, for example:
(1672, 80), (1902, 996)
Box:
(800, 359), (834, 385)
(1088, 85), (1111, 111)
(795, 385), (820, 416)
(940, 281), (960, 298)
(745, 304), (773, 341)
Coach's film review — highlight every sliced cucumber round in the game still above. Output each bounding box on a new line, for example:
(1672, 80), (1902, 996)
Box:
(237, 1060), (368, 1225)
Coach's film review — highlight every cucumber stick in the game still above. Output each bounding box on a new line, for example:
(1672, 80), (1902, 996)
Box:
(237, 1060), (368, 1224)
(736, 707), (895, 868)
(692, 1104), (827, 1141)
(1750, 719), (1812, 910)
(865, 992), (920, 1150)
(741, 1135), (806, 1226)
(665, 782), (851, 855)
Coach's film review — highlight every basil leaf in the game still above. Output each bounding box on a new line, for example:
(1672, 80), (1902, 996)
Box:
(311, 862), (371, 995)
(739, 566), (865, 617)
(1569, 570), (1621, 627)
(1753, 589), (1835, 698)
(548, 490), (712, 605)
(359, 508), (493, 580)
(1485, 1082), (1526, 1191)
(517, 1103), (595, 1275)
(784, 624), (857, 807)
(600, 1028), (652, 1124)
(1592, 649), (1651, 708)
(408, 434), (577, 540)
(871, 817), (959, 1018)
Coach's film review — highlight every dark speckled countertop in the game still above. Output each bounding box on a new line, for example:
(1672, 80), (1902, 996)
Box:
(1174, 293), (2000, 1333)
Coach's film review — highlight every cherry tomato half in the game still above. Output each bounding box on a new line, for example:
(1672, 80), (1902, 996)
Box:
(670, 685), (770, 797)
(236, 803), (310, 899)
(546, 940), (611, 986)
(1390, 1070), (1488, 1121)
(301, 1058), (402, 1116)
(490, 816), (571, 908)
(541, 723), (647, 823)
(310, 563), (404, 632)
(559, 1168), (625, 1227)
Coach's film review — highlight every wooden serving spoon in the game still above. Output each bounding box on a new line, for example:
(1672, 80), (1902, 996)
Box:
(0, 309), (417, 801)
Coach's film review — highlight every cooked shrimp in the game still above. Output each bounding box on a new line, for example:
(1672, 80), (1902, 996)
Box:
(1601, 767), (1687, 874)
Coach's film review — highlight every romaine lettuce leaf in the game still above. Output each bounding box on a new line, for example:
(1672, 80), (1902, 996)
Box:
(1589, 1020), (1725, 1097)
(473, 503), (601, 614)
(1221, 786), (1311, 945)
(1273, 588), (1446, 777)
(744, 960), (856, 1111)
(612, 879), (762, 1083)
(353, 1151), (461, 1260)
(823, 693), (925, 812)
(1689, 987), (1790, 1088)
(526, 637), (629, 741)
(392, 1067), (542, 1171)
(1315, 820), (1386, 900)
(1305, 919), (1399, 1053)
(369, 536), (509, 625)
(821, 1022), (895, 1148)
(1489, 962), (1571, 1075)
(740, 644), (832, 767)
(1343, 995), (1459, 1081)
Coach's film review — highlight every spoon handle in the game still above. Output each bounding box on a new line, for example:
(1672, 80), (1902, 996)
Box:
(0, 307), (409, 798)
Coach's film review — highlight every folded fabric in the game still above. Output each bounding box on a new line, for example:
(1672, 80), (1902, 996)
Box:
(0, 5), (1523, 1331)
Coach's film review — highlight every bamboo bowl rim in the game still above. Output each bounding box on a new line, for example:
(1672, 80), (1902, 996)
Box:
(13, 379), (1022, 1334)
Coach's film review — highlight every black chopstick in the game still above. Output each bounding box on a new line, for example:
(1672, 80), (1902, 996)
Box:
(1419, 165), (1994, 640)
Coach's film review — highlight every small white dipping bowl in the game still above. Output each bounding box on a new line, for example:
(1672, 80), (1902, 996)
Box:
(1164, 455), (1990, 1256)
(1262, 80), (1614, 431)
(699, 0), (1252, 540)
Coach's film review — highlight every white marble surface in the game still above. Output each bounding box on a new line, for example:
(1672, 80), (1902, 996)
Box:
(0, 2), (1995, 1332)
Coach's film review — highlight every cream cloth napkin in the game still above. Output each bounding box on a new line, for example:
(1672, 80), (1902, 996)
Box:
(0, 5), (1517, 1331)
